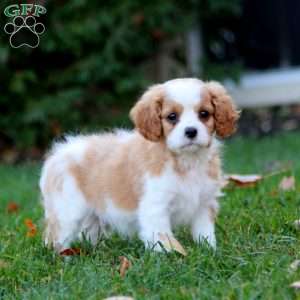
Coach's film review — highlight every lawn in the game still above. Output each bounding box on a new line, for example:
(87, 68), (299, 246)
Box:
(1, 132), (300, 300)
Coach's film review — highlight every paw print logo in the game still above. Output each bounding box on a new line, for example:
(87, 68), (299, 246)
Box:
(4, 16), (45, 48)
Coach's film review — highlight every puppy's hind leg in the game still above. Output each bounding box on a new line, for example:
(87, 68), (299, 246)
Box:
(78, 213), (102, 246)
(41, 174), (91, 253)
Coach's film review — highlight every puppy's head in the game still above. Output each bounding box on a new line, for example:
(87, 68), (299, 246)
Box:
(130, 78), (239, 153)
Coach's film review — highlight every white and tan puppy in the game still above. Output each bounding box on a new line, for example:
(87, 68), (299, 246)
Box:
(40, 78), (239, 252)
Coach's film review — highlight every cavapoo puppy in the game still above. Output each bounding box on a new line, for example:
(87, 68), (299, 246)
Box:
(40, 78), (239, 252)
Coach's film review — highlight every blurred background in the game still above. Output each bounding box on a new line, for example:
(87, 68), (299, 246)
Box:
(1, 0), (300, 163)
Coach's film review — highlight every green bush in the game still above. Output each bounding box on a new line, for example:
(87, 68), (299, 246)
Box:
(0, 0), (240, 152)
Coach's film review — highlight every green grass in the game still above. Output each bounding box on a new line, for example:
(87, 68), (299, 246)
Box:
(1, 132), (300, 300)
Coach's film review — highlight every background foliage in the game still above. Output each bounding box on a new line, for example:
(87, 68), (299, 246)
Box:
(0, 0), (241, 155)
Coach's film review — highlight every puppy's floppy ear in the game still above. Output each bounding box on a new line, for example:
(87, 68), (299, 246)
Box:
(206, 81), (240, 138)
(130, 84), (164, 142)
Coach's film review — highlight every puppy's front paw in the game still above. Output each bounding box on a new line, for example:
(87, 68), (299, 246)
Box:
(192, 214), (217, 250)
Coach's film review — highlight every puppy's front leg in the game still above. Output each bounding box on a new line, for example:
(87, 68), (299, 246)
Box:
(191, 204), (218, 249)
(138, 189), (173, 252)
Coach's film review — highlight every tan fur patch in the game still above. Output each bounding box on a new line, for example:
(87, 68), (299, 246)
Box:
(70, 133), (169, 212)
(207, 153), (221, 180)
(130, 85), (164, 142)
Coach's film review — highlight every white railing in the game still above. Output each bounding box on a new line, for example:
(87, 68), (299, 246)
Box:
(225, 68), (300, 108)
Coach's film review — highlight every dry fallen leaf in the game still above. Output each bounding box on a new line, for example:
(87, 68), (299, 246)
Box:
(290, 281), (300, 289)
(24, 218), (35, 229)
(279, 176), (295, 191)
(24, 218), (37, 237)
(103, 297), (134, 300)
(119, 256), (132, 277)
(59, 248), (81, 256)
(294, 220), (300, 229)
(158, 233), (187, 256)
(7, 202), (19, 213)
(290, 260), (300, 272)
(225, 174), (263, 188)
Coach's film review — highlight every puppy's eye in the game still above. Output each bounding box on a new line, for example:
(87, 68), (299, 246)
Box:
(199, 110), (210, 119)
(167, 112), (178, 124)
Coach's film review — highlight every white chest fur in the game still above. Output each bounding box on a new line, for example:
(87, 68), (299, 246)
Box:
(169, 163), (220, 226)
(137, 155), (220, 226)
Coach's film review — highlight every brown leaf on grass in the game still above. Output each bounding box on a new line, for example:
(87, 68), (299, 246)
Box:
(290, 281), (300, 289)
(24, 218), (37, 237)
(103, 297), (134, 300)
(59, 248), (81, 256)
(119, 256), (132, 277)
(26, 229), (37, 237)
(24, 218), (35, 229)
(157, 233), (187, 256)
(225, 174), (263, 188)
(7, 202), (19, 213)
(279, 176), (295, 191)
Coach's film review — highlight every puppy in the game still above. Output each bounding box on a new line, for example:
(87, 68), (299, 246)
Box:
(40, 78), (239, 252)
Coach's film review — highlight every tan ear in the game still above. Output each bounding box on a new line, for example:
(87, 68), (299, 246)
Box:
(206, 81), (240, 138)
(130, 85), (164, 142)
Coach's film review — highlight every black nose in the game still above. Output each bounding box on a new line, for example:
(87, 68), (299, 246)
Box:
(185, 127), (198, 139)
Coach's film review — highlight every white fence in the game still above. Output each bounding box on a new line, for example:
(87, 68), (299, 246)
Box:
(186, 28), (300, 109)
(225, 68), (300, 108)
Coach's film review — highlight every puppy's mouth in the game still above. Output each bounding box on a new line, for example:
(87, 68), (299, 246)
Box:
(180, 142), (200, 150)
(180, 141), (210, 150)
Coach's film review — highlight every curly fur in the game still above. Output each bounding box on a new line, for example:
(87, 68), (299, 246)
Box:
(206, 81), (240, 138)
(130, 85), (164, 142)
